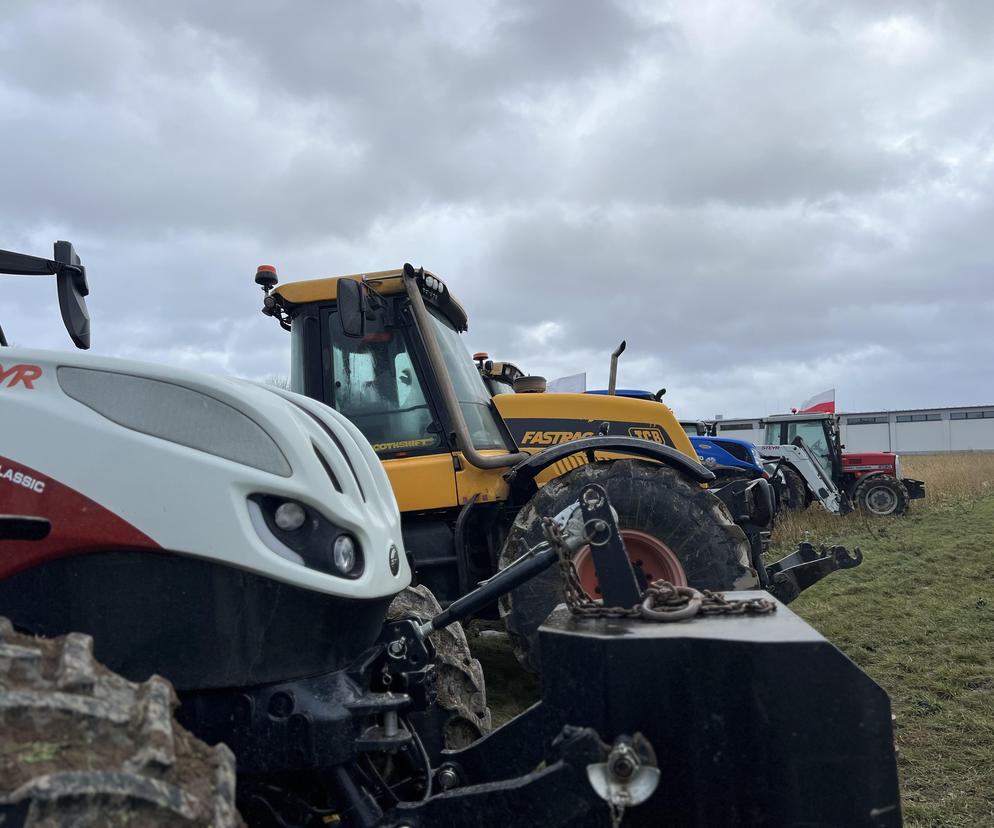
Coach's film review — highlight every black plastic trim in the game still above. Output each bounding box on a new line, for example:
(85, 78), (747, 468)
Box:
(0, 549), (390, 690)
(293, 401), (366, 502)
(903, 478), (926, 500)
(503, 436), (716, 488)
(0, 515), (51, 541)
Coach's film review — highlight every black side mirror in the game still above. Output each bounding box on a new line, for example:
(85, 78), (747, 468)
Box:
(338, 278), (366, 338)
(54, 241), (90, 349)
(0, 240), (90, 349)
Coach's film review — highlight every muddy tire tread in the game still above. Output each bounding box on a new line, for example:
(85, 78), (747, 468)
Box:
(386, 585), (492, 748)
(0, 617), (240, 827)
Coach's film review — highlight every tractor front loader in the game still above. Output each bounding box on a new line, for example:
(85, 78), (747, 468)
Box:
(1, 242), (900, 826)
(258, 263), (859, 669)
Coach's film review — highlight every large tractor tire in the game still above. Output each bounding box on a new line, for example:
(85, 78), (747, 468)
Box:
(387, 585), (492, 749)
(775, 464), (809, 510)
(852, 475), (910, 517)
(0, 617), (240, 827)
(497, 459), (758, 673)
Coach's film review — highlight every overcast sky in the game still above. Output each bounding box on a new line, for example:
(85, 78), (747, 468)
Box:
(2, 0), (991, 418)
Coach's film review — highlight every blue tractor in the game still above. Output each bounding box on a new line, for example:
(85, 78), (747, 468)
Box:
(687, 435), (769, 483)
(586, 390), (768, 484)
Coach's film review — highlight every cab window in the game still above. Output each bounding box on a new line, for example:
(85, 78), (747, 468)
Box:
(787, 422), (832, 476)
(426, 307), (509, 451)
(324, 311), (442, 456)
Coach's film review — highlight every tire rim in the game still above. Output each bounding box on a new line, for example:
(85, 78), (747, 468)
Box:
(572, 529), (688, 599)
(864, 485), (898, 515)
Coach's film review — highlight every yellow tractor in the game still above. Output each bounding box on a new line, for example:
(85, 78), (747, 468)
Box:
(256, 263), (764, 669)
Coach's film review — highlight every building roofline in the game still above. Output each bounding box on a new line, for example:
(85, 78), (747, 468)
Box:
(711, 403), (994, 424)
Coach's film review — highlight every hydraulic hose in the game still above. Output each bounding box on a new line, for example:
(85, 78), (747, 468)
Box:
(402, 266), (528, 471)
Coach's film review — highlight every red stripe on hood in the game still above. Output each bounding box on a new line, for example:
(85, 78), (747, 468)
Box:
(0, 456), (159, 578)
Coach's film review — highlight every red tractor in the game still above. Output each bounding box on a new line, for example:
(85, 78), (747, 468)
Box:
(763, 412), (925, 516)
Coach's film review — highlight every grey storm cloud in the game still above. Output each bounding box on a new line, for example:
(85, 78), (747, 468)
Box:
(1, 0), (992, 419)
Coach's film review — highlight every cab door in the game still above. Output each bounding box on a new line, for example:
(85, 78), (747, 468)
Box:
(318, 306), (459, 512)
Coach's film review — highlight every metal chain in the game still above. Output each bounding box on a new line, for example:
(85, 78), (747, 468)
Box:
(541, 517), (777, 621)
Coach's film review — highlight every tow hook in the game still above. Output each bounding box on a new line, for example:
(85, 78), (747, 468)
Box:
(587, 734), (660, 825)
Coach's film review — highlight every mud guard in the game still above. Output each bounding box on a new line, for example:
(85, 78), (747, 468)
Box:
(503, 436), (715, 497)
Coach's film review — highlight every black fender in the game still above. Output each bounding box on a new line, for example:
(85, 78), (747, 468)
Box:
(503, 435), (715, 497)
(710, 477), (774, 528)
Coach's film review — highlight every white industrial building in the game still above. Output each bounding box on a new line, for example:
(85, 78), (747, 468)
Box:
(712, 404), (994, 454)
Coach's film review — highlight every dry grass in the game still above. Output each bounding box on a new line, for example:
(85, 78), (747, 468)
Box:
(903, 452), (994, 503)
(770, 451), (994, 554)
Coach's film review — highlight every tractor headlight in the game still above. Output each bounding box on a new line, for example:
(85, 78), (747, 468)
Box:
(333, 534), (357, 574)
(895, 455), (902, 480)
(274, 501), (307, 531)
(417, 270), (448, 300)
(248, 494), (364, 579)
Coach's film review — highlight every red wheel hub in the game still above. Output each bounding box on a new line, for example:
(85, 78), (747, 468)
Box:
(572, 529), (687, 599)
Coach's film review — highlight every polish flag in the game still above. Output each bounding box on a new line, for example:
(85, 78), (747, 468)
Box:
(797, 388), (835, 414)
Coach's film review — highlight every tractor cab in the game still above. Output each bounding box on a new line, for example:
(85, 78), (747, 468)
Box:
(263, 266), (515, 464)
(680, 420), (709, 437)
(764, 412), (841, 481)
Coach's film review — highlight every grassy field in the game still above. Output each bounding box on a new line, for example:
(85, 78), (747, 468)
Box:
(471, 453), (994, 827)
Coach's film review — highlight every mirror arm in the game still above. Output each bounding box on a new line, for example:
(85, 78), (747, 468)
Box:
(0, 249), (60, 278)
(401, 265), (528, 471)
